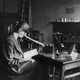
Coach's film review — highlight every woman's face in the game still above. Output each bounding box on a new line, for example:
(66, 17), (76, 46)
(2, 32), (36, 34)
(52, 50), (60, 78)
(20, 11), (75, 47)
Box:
(18, 23), (30, 38)
(18, 29), (26, 38)
(21, 23), (30, 32)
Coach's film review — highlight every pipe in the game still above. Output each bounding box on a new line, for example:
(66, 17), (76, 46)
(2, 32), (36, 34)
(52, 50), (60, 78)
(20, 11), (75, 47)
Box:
(24, 35), (45, 47)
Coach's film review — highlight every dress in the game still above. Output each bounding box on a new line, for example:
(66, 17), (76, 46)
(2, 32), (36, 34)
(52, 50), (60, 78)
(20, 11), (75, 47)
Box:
(2, 33), (49, 80)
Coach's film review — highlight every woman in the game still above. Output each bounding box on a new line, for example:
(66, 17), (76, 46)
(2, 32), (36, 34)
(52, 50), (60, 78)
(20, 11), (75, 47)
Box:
(2, 21), (49, 80)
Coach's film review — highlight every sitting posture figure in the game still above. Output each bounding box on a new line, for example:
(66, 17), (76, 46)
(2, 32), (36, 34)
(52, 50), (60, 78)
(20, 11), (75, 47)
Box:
(2, 21), (49, 80)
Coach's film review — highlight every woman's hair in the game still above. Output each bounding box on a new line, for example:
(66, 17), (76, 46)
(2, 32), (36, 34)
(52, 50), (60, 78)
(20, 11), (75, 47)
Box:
(8, 21), (30, 34)
(14, 21), (26, 32)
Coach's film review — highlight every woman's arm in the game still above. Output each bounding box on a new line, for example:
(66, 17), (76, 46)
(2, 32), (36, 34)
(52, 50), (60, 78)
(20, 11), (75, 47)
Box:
(3, 39), (22, 70)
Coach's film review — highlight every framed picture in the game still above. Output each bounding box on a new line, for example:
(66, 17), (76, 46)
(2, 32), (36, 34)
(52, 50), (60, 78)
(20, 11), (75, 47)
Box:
(66, 7), (75, 14)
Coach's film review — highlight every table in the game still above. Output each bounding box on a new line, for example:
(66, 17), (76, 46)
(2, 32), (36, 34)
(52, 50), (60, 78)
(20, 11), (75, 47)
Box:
(33, 53), (80, 80)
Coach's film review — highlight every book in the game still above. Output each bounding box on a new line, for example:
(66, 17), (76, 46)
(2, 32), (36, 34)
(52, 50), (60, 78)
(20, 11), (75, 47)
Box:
(23, 49), (38, 59)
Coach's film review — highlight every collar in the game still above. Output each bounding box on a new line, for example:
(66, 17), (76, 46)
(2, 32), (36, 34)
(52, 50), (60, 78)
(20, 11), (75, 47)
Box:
(13, 32), (19, 40)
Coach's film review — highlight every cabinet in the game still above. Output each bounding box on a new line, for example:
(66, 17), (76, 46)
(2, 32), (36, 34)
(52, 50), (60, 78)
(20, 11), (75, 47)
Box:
(52, 22), (80, 52)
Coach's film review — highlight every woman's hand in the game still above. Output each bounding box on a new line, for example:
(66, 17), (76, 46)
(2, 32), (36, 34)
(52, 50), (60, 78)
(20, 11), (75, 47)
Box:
(19, 57), (35, 63)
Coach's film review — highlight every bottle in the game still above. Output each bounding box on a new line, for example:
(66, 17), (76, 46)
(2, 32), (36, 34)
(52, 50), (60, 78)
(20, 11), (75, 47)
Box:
(52, 44), (56, 59)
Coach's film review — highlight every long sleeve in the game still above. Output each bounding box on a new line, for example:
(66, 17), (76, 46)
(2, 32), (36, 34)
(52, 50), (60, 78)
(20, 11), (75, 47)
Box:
(3, 38), (24, 71)
(3, 36), (49, 80)
(3, 35), (36, 74)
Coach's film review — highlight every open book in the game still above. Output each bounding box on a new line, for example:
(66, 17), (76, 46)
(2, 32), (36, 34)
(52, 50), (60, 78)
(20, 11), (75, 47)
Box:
(23, 49), (38, 59)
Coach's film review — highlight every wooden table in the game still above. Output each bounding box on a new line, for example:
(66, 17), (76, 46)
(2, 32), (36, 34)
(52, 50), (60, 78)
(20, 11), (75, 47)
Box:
(33, 53), (80, 80)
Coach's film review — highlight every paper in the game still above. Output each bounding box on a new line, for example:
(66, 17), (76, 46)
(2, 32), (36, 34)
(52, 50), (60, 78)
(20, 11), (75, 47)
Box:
(70, 51), (78, 60)
(23, 49), (38, 59)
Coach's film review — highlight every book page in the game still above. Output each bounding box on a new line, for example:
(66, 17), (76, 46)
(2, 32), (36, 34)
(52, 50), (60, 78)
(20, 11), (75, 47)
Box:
(23, 49), (38, 59)
(70, 52), (78, 60)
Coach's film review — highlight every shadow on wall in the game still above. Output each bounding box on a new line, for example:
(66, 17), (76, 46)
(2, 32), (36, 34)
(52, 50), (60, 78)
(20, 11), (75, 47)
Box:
(41, 23), (53, 44)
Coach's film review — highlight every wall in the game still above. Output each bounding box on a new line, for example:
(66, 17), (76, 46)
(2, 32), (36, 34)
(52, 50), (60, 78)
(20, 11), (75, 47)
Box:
(32, 0), (56, 44)
(0, 0), (80, 44)
(32, 0), (80, 44)
(0, 0), (19, 41)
